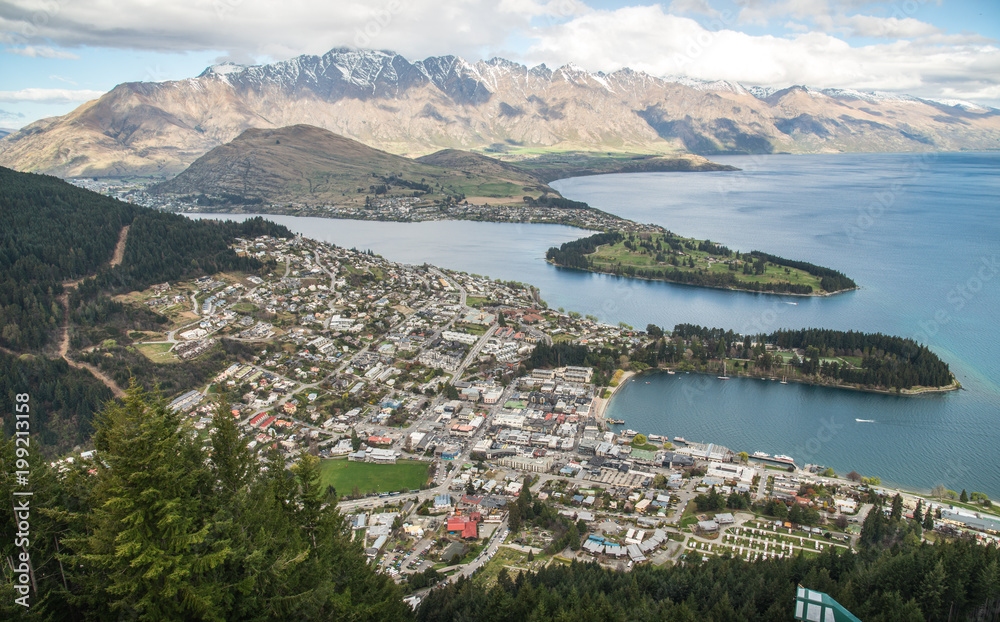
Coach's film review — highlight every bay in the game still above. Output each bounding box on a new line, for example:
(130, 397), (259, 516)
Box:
(189, 151), (1000, 496)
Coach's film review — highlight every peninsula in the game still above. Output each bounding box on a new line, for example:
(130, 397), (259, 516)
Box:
(547, 230), (858, 296)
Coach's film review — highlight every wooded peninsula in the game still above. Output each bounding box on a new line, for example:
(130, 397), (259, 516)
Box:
(547, 231), (858, 296)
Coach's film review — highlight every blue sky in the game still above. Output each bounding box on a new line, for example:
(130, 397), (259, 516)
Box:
(2, 0), (998, 128)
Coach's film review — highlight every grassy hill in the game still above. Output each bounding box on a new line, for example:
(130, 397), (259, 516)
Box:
(152, 125), (555, 207)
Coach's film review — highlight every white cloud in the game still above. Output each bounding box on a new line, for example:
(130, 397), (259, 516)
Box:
(0, 0), (560, 62)
(0, 0), (996, 106)
(524, 5), (1000, 103)
(0, 88), (104, 103)
(498, 0), (589, 19)
(737, 0), (832, 26)
(939, 84), (1000, 102)
(837, 15), (940, 38)
(4, 45), (79, 59)
(49, 74), (78, 85)
(668, 0), (720, 18)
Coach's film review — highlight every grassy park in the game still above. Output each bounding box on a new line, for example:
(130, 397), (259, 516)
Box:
(318, 458), (430, 496)
(135, 342), (178, 363)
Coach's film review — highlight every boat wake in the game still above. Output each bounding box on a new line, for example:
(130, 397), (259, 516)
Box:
(855, 418), (875, 423)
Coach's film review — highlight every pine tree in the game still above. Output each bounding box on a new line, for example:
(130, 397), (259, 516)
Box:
(890, 493), (903, 521)
(64, 383), (228, 620)
(923, 510), (934, 530)
(860, 502), (885, 547)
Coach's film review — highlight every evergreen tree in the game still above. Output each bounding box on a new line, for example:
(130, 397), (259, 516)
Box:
(64, 382), (228, 619)
(860, 503), (886, 546)
(891, 493), (903, 521)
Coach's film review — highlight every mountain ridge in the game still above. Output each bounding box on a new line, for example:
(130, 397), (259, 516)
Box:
(2, 47), (999, 178)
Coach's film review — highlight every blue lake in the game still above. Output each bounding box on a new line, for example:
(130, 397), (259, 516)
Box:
(190, 151), (1000, 496)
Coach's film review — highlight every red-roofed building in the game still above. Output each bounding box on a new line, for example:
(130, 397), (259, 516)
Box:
(462, 521), (478, 539)
(248, 413), (268, 427)
(446, 514), (480, 539)
(367, 436), (392, 446)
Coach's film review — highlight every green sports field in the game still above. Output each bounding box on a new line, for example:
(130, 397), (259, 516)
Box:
(319, 458), (430, 496)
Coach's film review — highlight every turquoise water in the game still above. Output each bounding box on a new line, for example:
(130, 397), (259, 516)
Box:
(189, 151), (1000, 495)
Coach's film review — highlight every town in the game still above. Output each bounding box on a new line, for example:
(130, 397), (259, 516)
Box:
(54, 232), (1000, 607)
(68, 177), (665, 233)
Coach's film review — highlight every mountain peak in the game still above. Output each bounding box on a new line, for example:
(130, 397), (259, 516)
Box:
(3, 46), (1000, 178)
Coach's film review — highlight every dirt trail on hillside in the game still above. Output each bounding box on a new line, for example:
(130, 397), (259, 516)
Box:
(51, 225), (131, 398)
(109, 225), (130, 267)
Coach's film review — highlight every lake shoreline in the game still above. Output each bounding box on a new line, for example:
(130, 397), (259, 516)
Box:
(628, 366), (960, 398)
(593, 370), (636, 422)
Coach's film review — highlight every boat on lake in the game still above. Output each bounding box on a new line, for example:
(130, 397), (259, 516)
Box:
(718, 360), (730, 380)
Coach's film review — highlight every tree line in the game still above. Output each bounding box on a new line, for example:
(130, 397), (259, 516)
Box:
(750, 251), (857, 292)
(639, 324), (952, 391)
(545, 232), (624, 270)
(417, 526), (999, 621)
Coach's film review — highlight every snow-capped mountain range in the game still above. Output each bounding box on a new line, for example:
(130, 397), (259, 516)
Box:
(1, 47), (997, 177)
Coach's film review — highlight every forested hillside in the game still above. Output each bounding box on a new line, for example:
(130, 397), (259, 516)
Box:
(0, 167), (139, 351)
(417, 531), (999, 621)
(0, 166), (292, 352)
(0, 387), (412, 621)
(0, 166), (293, 454)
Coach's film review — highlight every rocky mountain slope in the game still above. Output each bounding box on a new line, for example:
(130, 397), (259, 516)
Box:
(2, 48), (998, 178)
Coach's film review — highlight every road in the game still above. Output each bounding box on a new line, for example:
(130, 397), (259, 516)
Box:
(451, 519), (509, 581)
(755, 466), (769, 501)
